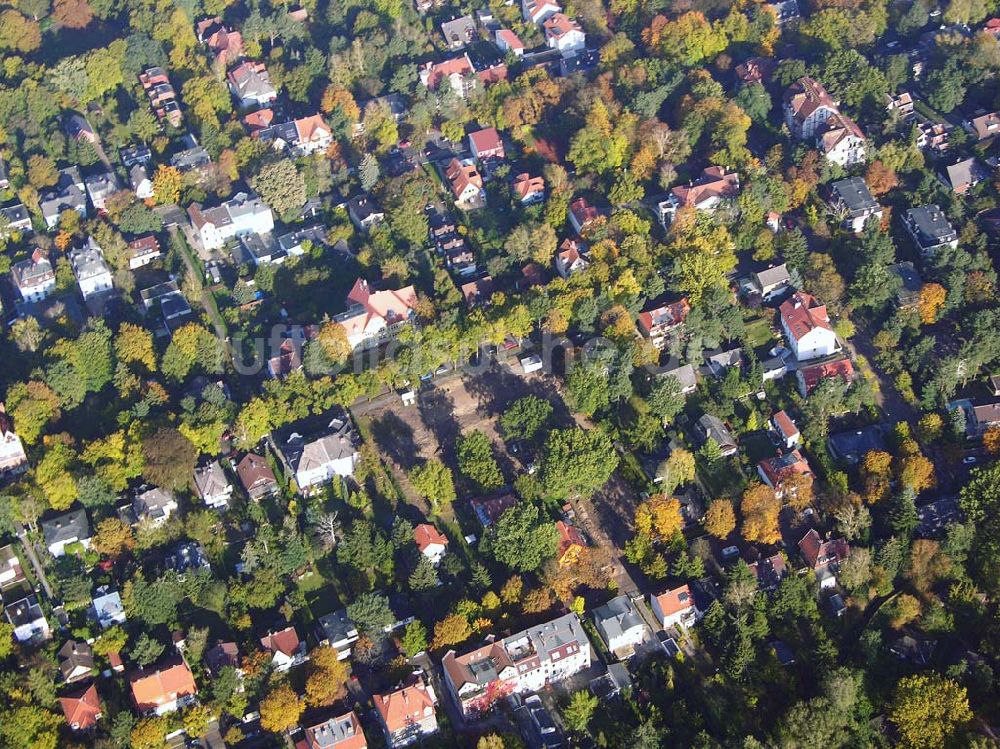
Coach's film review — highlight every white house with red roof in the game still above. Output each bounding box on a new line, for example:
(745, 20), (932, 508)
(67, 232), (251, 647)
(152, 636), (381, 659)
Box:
(419, 55), (476, 98)
(335, 279), (418, 350)
(60, 683), (102, 732)
(512, 172), (545, 204)
(468, 127), (505, 162)
(779, 291), (839, 361)
(771, 410), (801, 449)
(554, 239), (589, 278)
(261, 625), (308, 672)
(798, 529), (849, 589)
(522, 0), (562, 24)
(374, 677), (439, 748)
(650, 584), (700, 629)
(657, 166), (740, 227)
(568, 197), (601, 234)
(495, 28), (525, 55)
(783, 77), (839, 139)
(414, 523), (448, 567)
(817, 112), (867, 167)
(637, 298), (691, 350)
(444, 158), (486, 207)
(543, 13), (585, 54)
(796, 357), (854, 397)
(757, 449), (812, 500)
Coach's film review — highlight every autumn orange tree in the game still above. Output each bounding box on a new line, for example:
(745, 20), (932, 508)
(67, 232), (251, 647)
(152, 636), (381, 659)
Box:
(634, 495), (683, 541)
(304, 646), (349, 707)
(860, 450), (892, 504)
(894, 436), (935, 494)
(91, 518), (136, 559)
(260, 682), (304, 734)
(740, 482), (780, 544)
(983, 425), (1000, 455)
(705, 499), (736, 539)
(782, 472), (815, 511)
(889, 673), (971, 749)
(432, 613), (472, 650)
(864, 160), (898, 196)
(918, 283), (946, 325)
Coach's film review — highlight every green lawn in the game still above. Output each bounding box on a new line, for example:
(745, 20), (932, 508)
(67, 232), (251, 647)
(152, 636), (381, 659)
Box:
(697, 455), (748, 500)
(744, 316), (776, 349)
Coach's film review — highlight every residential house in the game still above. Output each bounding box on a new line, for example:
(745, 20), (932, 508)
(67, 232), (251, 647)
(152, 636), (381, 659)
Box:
(235, 452), (279, 500)
(796, 357), (855, 397)
(131, 487), (179, 526)
(965, 111), (1000, 141)
(816, 112), (867, 167)
(916, 121), (951, 154)
(650, 584), (701, 629)
(204, 641), (241, 677)
(444, 159), (485, 207)
(971, 402), (1000, 436)
(256, 113), (333, 155)
(11, 249), (55, 303)
(890, 262), (923, 308)
(771, 410), (801, 449)
(512, 172), (544, 204)
(661, 363), (697, 395)
(441, 15), (476, 49)
(779, 290), (839, 361)
(0, 156), (7, 189)
(41, 508), (91, 557)
(188, 192), (274, 250)
(5, 594), (49, 642)
(556, 520), (586, 567)
(228, 61), (278, 108)
(261, 626), (308, 672)
(70, 238), (114, 299)
(60, 684), (102, 732)
(470, 494), (518, 528)
(735, 56), (776, 85)
(0, 544), (24, 588)
(170, 137), (212, 173)
(347, 194), (385, 232)
(193, 461), (232, 509)
(196, 16), (243, 67)
(130, 165), (154, 200)
(757, 449), (813, 500)
(637, 298), (690, 350)
(0, 402), (28, 477)
(59, 640), (95, 684)
(316, 609), (360, 660)
(0, 203), (33, 236)
(942, 158), (987, 194)
(40, 167), (87, 229)
(829, 177), (882, 233)
(696, 414), (738, 457)
(165, 542), (211, 575)
(84, 172), (118, 212)
(267, 335), (305, 378)
(523, 0), (562, 24)
(750, 263), (790, 300)
(543, 13), (585, 54)
(123, 235), (161, 270)
(554, 239), (589, 278)
(885, 91), (915, 119)
(303, 712), (368, 749)
(374, 677), (439, 747)
(902, 205), (958, 257)
(461, 276), (494, 308)
(120, 144), (152, 168)
(419, 55), (477, 98)
(414, 523), (449, 567)
(593, 595), (647, 659)
(495, 28), (525, 55)
(704, 347), (743, 378)
(748, 553), (787, 592)
(273, 411), (360, 490)
(657, 166), (740, 227)
(469, 127), (505, 163)
(568, 196), (600, 234)
(766, 0), (800, 23)
(91, 586), (126, 629)
(442, 613), (590, 717)
(128, 659), (198, 715)
(138, 67), (182, 127)
(139, 281), (192, 321)
(783, 77), (839, 139)
(334, 278), (417, 350)
(827, 424), (885, 465)
(798, 529), (849, 589)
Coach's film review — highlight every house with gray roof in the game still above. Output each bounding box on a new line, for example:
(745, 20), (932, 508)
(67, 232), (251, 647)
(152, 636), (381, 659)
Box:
(441, 15), (476, 49)
(40, 167), (87, 229)
(829, 177), (882, 233)
(1, 203), (32, 235)
(6, 595), (49, 643)
(661, 363), (697, 394)
(902, 205), (958, 257)
(129, 486), (178, 526)
(12, 248), (55, 302)
(273, 411), (360, 492)
(316, 608), (360, 660)
(751, 263), (790, 299)
(91, 586), (126, 629)
(227, 61), (278, 108)
(193, 460), (232, 509)
(942, 157), (988, 194)
(593, 595), (648, 659)
(696, 414), (738, 457)
(40, 508), (91, 557)
(69, 237), (113, 299)
(188, 191), (274, 250)
(84, 171), (119, 212)
(827, 424), (885, 465)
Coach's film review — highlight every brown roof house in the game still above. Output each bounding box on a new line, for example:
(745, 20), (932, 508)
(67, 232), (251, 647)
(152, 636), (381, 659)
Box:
(414, 524), (449, 567)
(554, 239), (589, 279)
(261, 625), (308, 672)
(236, 452), (279, 500)
(512, 172), (545, 205)
(798, 528), (849, 589)
(373, 676), (439, 748)
(657, 166), (740, 227)
(60, 683), (102, 732)
(756, 450), (812, 500)
(444, 158), (486, 208)
(59, 640), (96, 684)
(128, 658), (198, 715)
(637, 298), (690, 350)
(779, 290), (840, 362)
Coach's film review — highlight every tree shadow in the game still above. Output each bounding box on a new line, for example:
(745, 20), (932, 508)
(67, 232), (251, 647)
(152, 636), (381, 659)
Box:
(369, 412), (420, 471)
(417, 386), (462, 460)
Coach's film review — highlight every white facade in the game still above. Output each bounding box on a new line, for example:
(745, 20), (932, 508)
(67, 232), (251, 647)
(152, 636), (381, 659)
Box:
(189, 193), (275, 251)
(12, 254), (56, 303)
(823, 132), (867, 167)
(70, 238), (113, 300)
(650, 588), (701, 630)
(787, 325), (837, 361)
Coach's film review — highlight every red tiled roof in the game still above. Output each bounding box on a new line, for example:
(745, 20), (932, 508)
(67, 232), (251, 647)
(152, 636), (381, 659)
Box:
(653, 585), (695, 617)
(414, 523), (448, 553)
(243, 108), (275, 131)
(784, 77), (837, 125)
(671, 167), (740, 209)
(513, 173), (544, 199)
(798, 358), (854, 395)
(260, 626), (301, 657)
(469, 127), (503, 156)
(773, 410), (798, 439)
(129, 661), (197, 712)
(757, 449), (812, 487)
(556, 520), (585, 559)
(374, 681), (436, 733)
(638, 299), (690, 336)
(60, 684), (101, 730)
(780, 291), (832, 341)
(798, 529), (849, 569)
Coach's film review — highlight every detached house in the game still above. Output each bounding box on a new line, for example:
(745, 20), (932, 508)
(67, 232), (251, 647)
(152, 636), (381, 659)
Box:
(771, 410), (801, 449)
(779, 290), (839, 362)
(543, 13), (585, 54)
(419, 55), (477, 98)
(236, 452), (279, 500)
(316, 609), (360, 660)
(512, 172), (545, 204)
(749, 553), (788, 592)
(965, 111), (1000, 141)
(273, 411), (360, 490)
(127, 236), (162, 269)
(696, 414), (738, 457)
(60, 684), (102, 732)
(188, 192), (274, 250)
(750, 263), (790, 300)
(59, 640), (95, 684)
(784, 77), (866, 166)
(523, 0), (561, 24)
(468, 127), (505, 163)
(796, 357), (854, 397)
(829, 177), (882, 233)
(637, 298), (691, 350)
(942, 158), (988, 194)
(757, 450), (813, 500)
(374, 677), (439, 747)
(41, 508), (91, 557)
(193, 460), (232, 509)
(0, 403), (28, 477)
(84, 172), (119, 212)
(256, 113), (333, 155)
(130, 165), (154, 200)
(261, 625), (308, 672)
(228, 61), (278, 108)
(903, 205), (958, 257)
(347, 194), (385, 232)
(92, 586), (126, 629)
(131, 487), (179, 526)
(70, 237), (114, 300)
(816, 113), (867, 167)
(444, 159), (485, 207)
(568, 197), (600, 234)
(554, 239), (589, 278)
(303, 712), (368, 749)
(12, 249), (55, 302)
(335, 278), (417, 350)
(650, 584), (701, 629)
(414, 523), (449, 567)
(40, 167), (87, 229)
(556, 520), (586, 567)
(196, 16), (243, 67)
(442, 613), (591, 717)
(6, 595), (50, 642)
(495, 28), (525, 55)
(798, 529), (849, 589)
(593, 595), (647, 659)
(658, 166), (740, 227)
(0, 544), (25, 588)
(128, 659), (198, 715)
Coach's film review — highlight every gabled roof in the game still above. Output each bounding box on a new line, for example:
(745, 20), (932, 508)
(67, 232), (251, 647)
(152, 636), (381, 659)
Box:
(798, 529), (849, 569)
(638, 298), (690, 333)
(543, 12), (582, 39)
(204, 641), (240, 674)
(780, 291), (832, 341)
(783, 77), (837, 124)
(444, 158), (483, 200)
(60, 684), (101, 731)
(772, 410), (798, 439)
(374, 680), (436, 733)
(671, 166), (739, 209)
(193, 460), (229, 499)
(261, 625), (301, 657)
(128, 660), (197, 712)
(469, 127), (503, 155)
(556, 520), (586, 559)
(414, 523), (448, 553)
(798, 358), (854, 394)
(758, 449), (812, 487)
(512, 172), (544, 198)
(305, 711), (367, 749)
(653, 584), (695, 617)
(41, 508), (90, 546)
